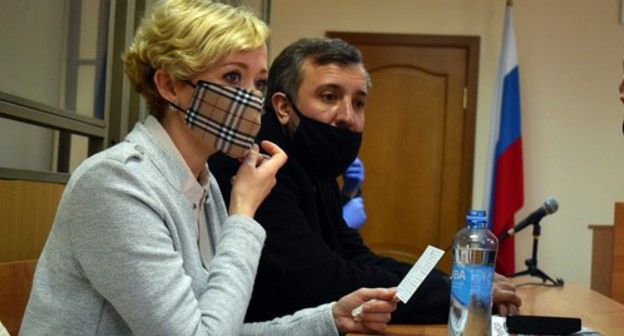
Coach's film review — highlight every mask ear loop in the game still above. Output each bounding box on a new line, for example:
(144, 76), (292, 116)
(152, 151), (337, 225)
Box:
(167, 101), (186, 113)
(164, 79), (197, 114)
(283, 93), (301, 116)
(184, 80), (197, 88)
(277, 93), (305, 140)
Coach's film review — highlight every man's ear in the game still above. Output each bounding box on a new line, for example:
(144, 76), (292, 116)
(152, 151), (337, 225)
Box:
(271, 92), (292, 126)
(153, 68), (179, 105)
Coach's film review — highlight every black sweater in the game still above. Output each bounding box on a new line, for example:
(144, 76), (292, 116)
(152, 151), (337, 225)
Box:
(209, 112), (451, 324)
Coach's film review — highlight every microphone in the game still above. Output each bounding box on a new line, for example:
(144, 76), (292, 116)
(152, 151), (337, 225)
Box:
(498, 197), (559, 241)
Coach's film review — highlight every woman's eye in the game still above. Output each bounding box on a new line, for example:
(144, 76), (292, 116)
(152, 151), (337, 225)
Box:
(224, 71), (241, 84)
(255, 79), (267, 92)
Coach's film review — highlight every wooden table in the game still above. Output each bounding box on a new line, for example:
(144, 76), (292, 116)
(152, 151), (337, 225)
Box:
(348, 279), (624, 335)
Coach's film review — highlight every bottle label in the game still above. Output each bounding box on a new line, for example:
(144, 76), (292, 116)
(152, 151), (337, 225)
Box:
(451, 264), (494, 306)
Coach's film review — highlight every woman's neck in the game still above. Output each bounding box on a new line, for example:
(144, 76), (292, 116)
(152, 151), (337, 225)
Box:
(160, 113), (215, 178)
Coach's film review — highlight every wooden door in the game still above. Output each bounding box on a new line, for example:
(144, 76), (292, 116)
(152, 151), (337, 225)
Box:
(327, 33), (479, 272)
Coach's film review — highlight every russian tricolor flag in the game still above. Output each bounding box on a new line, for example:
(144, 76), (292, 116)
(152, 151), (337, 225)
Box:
(483, 2), (524, 276)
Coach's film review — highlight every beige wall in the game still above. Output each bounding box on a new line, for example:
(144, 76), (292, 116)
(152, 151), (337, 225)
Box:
(0, 0), (102, 173)
(269, 0), (624, 286)
(0, 0), (66, 171)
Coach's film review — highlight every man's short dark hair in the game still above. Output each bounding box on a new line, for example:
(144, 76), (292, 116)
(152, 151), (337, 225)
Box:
(265, 38), (368, 115)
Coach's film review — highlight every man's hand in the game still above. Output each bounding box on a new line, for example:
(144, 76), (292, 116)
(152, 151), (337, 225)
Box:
(492, 273), (522, 316)
(343, 197), (367, 229)
(342, 157), (364, 197)
(333, 287), (398, 334)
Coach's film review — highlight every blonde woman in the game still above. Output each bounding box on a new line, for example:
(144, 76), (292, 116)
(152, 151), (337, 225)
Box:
(20, 1), (397, 335)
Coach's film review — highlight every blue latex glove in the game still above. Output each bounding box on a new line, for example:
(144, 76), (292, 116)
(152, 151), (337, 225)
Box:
(343, 157), (365, 196)
(343, 196), (367, 230)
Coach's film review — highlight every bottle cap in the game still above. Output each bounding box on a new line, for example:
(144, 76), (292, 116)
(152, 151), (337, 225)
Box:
(466, 209), (487, 227)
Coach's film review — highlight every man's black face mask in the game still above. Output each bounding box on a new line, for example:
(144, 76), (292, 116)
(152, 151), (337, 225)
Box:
(285, 96), (362, 182)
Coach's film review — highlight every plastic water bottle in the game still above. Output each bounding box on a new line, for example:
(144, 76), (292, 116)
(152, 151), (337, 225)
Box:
(447, 210), (498, 336)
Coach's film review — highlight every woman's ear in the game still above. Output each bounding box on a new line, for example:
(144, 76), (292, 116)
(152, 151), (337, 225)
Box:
(272, 92), (292, 126)
(153, 68), (179, 105)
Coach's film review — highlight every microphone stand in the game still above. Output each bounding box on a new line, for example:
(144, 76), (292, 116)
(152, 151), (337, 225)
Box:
(509, 220), (564, 287)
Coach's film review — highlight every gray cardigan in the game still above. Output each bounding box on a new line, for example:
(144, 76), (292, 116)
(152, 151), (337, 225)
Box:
(20, 121), (338, 336)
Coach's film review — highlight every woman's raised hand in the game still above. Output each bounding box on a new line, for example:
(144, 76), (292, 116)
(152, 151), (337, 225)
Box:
(228, 141), (287, 217)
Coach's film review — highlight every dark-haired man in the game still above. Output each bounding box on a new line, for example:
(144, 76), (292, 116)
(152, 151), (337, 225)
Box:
(210, 37), (521, 324)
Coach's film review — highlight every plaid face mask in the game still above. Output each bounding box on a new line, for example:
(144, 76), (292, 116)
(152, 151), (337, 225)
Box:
(173, 80), (264, 158)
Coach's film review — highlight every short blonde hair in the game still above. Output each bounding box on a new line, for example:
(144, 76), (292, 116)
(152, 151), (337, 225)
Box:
(123, 0), (269, 117)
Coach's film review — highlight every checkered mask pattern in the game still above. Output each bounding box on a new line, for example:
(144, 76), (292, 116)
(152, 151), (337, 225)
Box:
(185, 80), (264, 158)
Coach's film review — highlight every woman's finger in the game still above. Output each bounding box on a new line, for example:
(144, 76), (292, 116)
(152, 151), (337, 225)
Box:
(243, 144), (259, 166)
(258, 140), (287, 170)
(357, 312), (393, 323)
(359, 321), (389, 333)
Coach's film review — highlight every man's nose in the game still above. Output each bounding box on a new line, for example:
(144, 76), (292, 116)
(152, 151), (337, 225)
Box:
(334, 99), (357, 131)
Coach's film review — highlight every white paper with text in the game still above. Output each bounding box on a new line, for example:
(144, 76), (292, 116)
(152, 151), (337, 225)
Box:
(395, 245), (445, 303)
